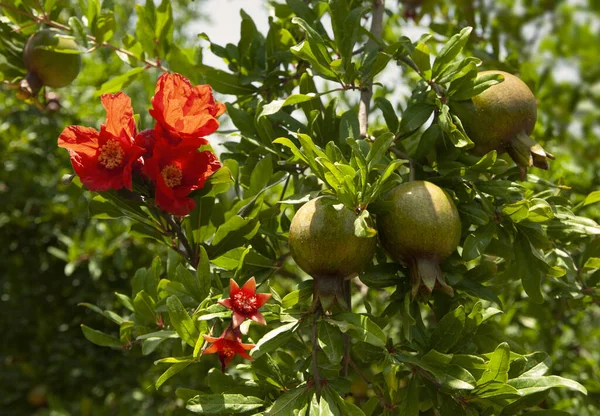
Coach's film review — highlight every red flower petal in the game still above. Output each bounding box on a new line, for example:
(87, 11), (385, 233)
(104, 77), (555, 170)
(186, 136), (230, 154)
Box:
(254, 293), (272, 309)
(58, 93), (142, 192)
(101, 92), (136, 139)
(142, 131), (221, 216)
(249, 311), (267, 326)
(149, 73), (225, 140)
(232, 312), (245, 329)
(241, 277), (257, 296)
(229, 278), (241, 296)
(218, 298), (233, 309)
(58, 125), (99, 157)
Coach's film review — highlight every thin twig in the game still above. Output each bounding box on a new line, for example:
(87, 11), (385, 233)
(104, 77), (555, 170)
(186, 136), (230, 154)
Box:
(165, 214), (197, 267)
(358, 0), (385, 138)
(0, 2), (40, 20)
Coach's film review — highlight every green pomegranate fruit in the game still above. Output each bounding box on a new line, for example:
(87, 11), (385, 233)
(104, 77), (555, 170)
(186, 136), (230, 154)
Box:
(23, 29), (82, 90)
(289, 197), (376, 310)
(377, 181), (461, 298)
(450, 70), (554, 176)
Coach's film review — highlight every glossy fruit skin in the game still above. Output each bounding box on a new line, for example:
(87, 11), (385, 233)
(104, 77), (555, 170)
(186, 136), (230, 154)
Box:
(377, 181), (461, 264)
(24, 29), (82, 88)
(288, 197), (376, 280)
(450, 70), (537, 156)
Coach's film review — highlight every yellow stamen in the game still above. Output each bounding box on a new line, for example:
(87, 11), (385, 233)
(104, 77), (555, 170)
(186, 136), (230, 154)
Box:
(161, 164), (183, 188)
(97, 140), (124, 169)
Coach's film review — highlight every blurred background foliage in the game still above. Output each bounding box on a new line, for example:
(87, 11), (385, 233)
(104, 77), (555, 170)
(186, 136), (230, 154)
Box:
(0, 0), (599, 414)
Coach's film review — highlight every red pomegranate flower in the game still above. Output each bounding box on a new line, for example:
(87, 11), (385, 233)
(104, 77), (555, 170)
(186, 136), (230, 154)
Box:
(219, 277), (272, 328)
(203, 327), (255, 371)
(142, 133), (221, 216)
(58, 92), (144, 191)
(149, 72), (225, 145)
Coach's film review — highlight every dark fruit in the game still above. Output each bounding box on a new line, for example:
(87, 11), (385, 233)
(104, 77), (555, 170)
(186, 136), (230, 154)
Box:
(288, 197), (376, 310)
(23, 29), (82, 90)
(377, 181), (461, 298)
(450, 70), (554, 177)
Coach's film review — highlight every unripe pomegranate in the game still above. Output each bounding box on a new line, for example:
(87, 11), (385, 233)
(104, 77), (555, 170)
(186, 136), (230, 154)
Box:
(288, 197), (376, 310)
(23, 29), (82, 90)
(450, 70), (554, 175)
(376, 181), (461, 297)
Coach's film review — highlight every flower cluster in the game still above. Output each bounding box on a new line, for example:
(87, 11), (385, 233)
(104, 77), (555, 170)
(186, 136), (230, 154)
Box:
(203, 277), (271, 371)
(58, 72), (224, 216)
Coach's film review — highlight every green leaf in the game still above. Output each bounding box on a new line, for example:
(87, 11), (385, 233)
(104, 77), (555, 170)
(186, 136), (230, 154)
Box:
(249, 154), (273, 196)
(319, 320), (344, 364)
(273, 137), (310, 164)
(186, 394), (264, 414)
(291, 17), (337, 81)
(527, 199), (554, 223)
(166, 295), (199, 347)
(429, 306), (466, 353)
(260, 94), (318, 117)
(115, 292), (135, 312)
(374, 97), (399, 134)
(507, 376), (587, 396)
(478, 342), (510, 385)
(513, 233), (544, 304)
(367, 132), (395, 167)
(251, 321), (300, 359)
(414, 123), (441, 161)
(451, 72), (504, 101)
(92, 11), (115, 44)
(432, 27), (473, 76)
(399, 102), (435, 135)
(156, 362), (191, 389)
(328, 313), (386, 348)
(397, 376), (420, 416)
(583, 190), (600, 206)
(211, 215), (260, 257)
(155, 0), (174, 57)
(79, 302), (124, 325)
(96, 67), (145, 96)
(265, 387), (311, 416)
(133, 290), (157, 326)
(196, 246), (211, 294)
(81, 324), (121, 348)
(291, 40), (337, 81)
(462, 222), (495, 262)
(203, 68), (258, 95)
(354, 210), (377, 238)
(583, 257), (600, 272)
(175, 264), (207, 304)
(412, 41), (432, 80)
(68, 16), (88, 48)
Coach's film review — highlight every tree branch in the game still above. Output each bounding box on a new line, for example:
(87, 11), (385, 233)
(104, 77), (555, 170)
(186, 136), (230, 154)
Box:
(358, 0), (385, 138)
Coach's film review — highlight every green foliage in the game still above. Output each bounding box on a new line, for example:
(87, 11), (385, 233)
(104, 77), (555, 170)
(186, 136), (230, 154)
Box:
(1, 0), (600, 415)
